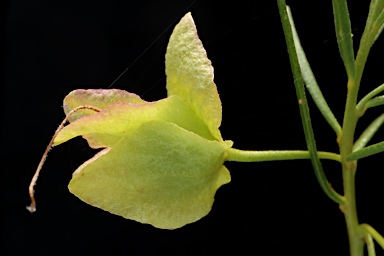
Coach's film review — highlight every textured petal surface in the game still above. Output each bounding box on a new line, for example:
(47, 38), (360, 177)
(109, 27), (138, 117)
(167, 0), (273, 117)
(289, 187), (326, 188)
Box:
(54, 95), (215, 148)
(68, 120), (231, 229)
(165, 13), (222, 140)
(64, 89), (146, 122)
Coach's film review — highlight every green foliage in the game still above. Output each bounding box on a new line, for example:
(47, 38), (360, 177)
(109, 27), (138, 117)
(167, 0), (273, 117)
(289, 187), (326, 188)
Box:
(278, 0), (384, 255)
(288, 7), (341, 136)
(332, 0), (355, 79)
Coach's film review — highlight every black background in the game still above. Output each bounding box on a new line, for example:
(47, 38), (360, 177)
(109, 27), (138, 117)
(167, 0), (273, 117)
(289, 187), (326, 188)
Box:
(2, 0), (384, 255)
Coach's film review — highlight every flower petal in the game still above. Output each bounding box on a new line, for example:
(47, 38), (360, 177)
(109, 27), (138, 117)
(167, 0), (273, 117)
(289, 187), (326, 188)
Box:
(54, 95), (216, 148)
(165, 13), (222, 140)
(68, 120), (231, 229)
(63, 89), (146, 123)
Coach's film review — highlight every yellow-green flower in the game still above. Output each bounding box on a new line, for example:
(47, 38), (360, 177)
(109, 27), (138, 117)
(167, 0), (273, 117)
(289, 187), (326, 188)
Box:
(54, 13), (232, 229)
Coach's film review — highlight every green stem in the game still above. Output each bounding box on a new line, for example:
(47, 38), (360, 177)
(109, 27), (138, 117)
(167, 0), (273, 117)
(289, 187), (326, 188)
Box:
(226, 148), (341, 163)
(343, 10), (384, 252)
(341, 75), (366, 256)
(339, 37), (364, 256)
(334, 0), (384, 253)
(340, 160), (364, 256)
(338, 0), (381, 252)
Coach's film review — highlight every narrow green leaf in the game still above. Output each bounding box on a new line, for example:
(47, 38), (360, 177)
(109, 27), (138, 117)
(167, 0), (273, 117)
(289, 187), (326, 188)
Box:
(371, 0), (384, 42)
(370, 0), (384, 42)
(354, 0), (384, 84)
(277, 1), (344, 205)
(356, 83), (384, 113)
(347, 140), (384, 161)
(373, 22), (384, 42)
(365, 233), (376, 256)
(361, 224), (384, 249)
(365, 96), (384, 109)
(287, 7), (341, 136)
(332, 0), (355, 79)
(369, 0), (384, 23)
(353, 113), (384, 151)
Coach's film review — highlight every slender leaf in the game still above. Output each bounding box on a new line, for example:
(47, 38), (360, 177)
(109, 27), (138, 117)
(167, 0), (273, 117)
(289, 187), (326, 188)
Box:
(366, 233), (376, 256)
(371, 0), (384, 42)
(287, 7), (341, 136)
(361, 224), (384, 249)
(332, 0), (355, 79)
(277, 1), (344, 205)
(356, 83), (384, 113)
(366, 96), (384, 109)
(369, 0), (384, 22)
(373, 22), (384, 42)
(348, 141), (384, 161)
(355, 0), (384, 83)
(353, 113), (384, 151)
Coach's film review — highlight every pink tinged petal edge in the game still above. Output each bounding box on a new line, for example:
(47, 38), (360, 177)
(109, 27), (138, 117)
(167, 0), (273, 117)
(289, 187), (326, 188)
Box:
(54, 95), (216, 148)
(63, 89), (147, 123)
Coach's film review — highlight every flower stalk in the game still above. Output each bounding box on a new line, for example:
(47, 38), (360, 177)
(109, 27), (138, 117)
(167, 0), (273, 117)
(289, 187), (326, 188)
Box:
(226, 148), (341, 163)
